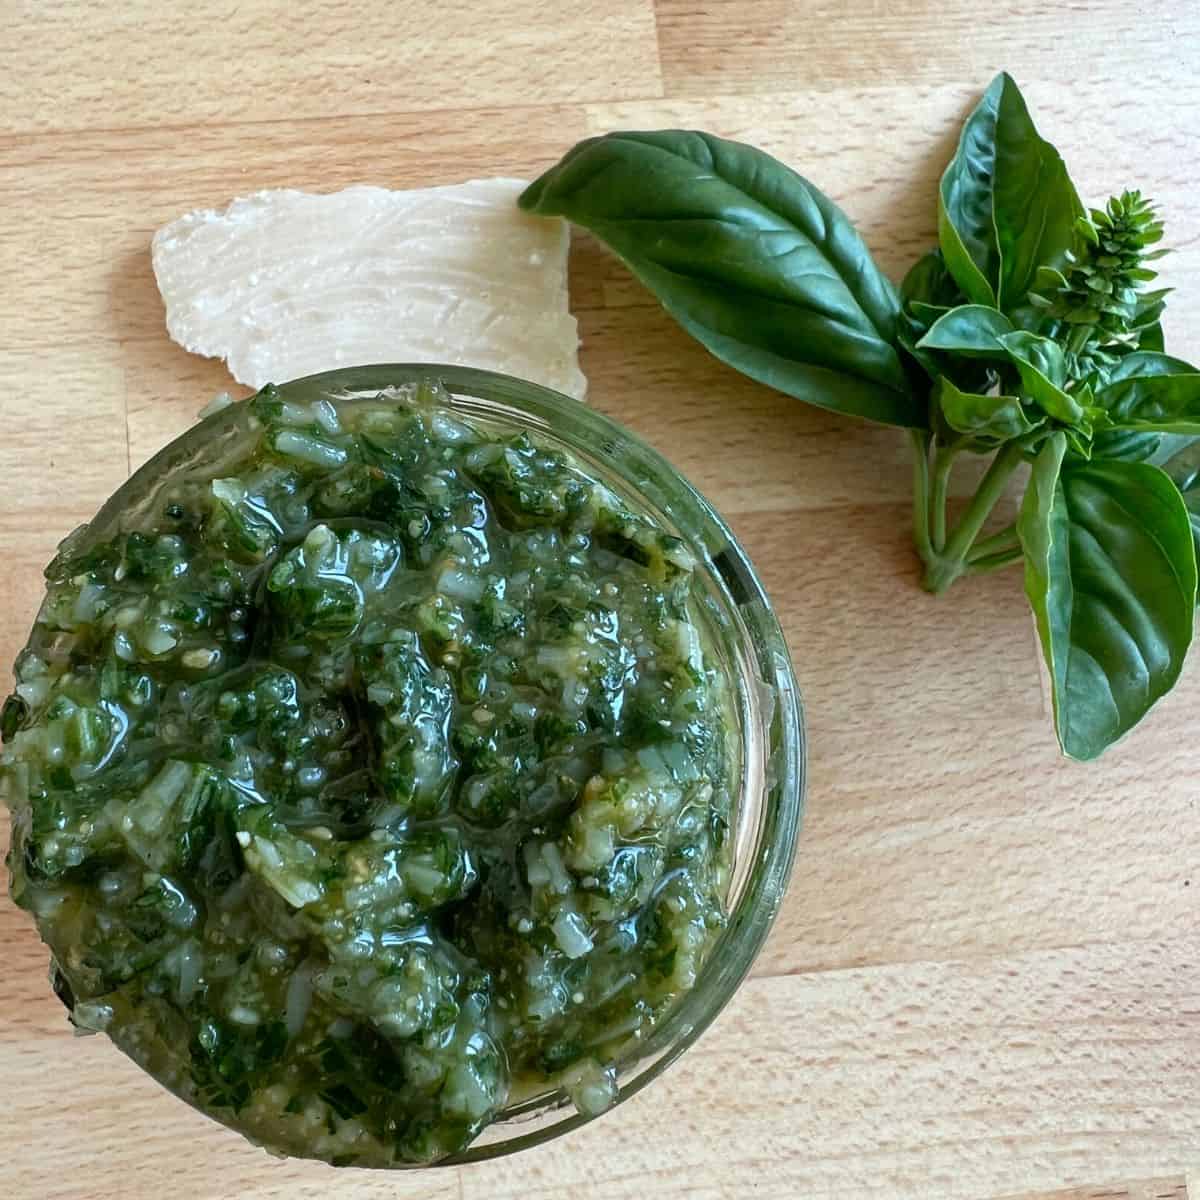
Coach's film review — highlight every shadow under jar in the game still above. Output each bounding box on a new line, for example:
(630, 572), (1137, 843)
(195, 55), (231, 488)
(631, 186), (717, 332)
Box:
(0, 365), (804, 1167)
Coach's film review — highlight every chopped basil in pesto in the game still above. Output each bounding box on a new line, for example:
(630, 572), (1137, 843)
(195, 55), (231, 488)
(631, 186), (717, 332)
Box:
(1, 383), (733, 1165)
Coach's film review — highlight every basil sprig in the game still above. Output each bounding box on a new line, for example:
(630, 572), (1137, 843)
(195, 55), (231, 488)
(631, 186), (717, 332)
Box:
(522, 73), (1198, 760)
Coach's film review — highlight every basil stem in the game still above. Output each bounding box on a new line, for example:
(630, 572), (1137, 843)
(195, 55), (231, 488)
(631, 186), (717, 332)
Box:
(918, 442), (1025, 594)
(966, 524), (1019, 563)
(929, 441), (963, 551)
(909, 430), (935, 563)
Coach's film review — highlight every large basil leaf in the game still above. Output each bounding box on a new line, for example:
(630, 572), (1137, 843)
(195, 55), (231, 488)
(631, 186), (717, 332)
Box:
(1088, 429), (1197, 465)
(936, 377), (1039, 442)
(1018, 438), (1197, 760)
(937, 84), (1001, 307)
(1107, 351), (1197, 383)
(1163, 441), (1200, 573)
(938, 74), (1083, 313)
(520, 131), (922, 427)
(1089, 430), (1162, 463)
(999, 331), (1089, 425)
(917, 304), (1014, 357)
(1095, 353), (1200, 432)
(1019, 430), (1068, 572)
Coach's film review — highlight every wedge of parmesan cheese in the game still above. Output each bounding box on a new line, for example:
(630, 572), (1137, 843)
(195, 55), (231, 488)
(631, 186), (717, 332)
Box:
(151, 179), (586, 399)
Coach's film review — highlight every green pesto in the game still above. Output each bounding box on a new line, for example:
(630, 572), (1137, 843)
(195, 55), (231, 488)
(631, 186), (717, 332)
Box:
(1, 384), (733, 1166)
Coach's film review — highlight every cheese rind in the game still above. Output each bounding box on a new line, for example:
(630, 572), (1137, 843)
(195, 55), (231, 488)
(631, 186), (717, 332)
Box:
(152, 180), (586, 400)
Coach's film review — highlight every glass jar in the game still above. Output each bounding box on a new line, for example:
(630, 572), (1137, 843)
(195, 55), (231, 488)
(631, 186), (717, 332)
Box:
(9, 364), (805, 1165)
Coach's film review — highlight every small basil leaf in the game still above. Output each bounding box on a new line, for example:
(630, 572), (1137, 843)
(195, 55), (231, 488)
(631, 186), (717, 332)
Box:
(897, 251), (963, 382)
(1096, 366), (1200, 433)
(938, 74), (1083, 312)
(1018, 442), (1196, 760)
(909, 301), (953, 325)
(1064, 425), (1095, 460)
(999, 331), (1087, 425)
(1132, 288), (1171, 332)
(936, 377), (1040, 441)
(1137, 322), (1165, 353)
(917, 304), (1014, 358)
(1099, 355), (1200, 436)
(1032, 265), (1070, 293)
(521, 130), (922, 428)
(901, 249), (963, 310)
(1000, 330), (1068, 385)
(1003, 300), (1051, 334)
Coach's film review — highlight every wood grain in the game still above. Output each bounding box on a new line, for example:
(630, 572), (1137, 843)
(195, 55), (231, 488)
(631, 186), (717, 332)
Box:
(654, 2), (1200, 100)
(1004, 1182), (1189, 1200)
(1, 2), (1198, 1197)
(0, 1), (662, 134)
(460, 939), (1200, 1200)
(5, 939), (1198, 1199)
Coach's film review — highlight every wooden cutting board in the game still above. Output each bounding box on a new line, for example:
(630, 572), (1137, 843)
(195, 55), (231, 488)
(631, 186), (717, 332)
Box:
(1, 3), (1198, 1197)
